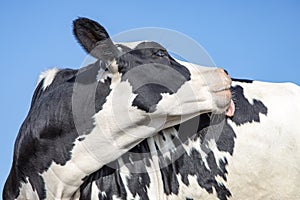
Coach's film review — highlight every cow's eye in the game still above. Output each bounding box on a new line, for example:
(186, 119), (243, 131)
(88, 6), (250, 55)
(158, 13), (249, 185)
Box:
(154, 49), (167, 57)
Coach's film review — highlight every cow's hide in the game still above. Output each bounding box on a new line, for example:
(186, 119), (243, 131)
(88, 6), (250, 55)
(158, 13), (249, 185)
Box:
(79, 79), (300, 200)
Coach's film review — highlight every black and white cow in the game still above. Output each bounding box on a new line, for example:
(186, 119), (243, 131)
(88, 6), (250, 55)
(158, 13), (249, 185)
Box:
(79, 75), (300, 200)
(3, 18), (233, 200)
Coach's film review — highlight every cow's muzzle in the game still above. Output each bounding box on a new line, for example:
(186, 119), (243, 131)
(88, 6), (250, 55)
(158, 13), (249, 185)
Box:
(208, 68), (235, 116)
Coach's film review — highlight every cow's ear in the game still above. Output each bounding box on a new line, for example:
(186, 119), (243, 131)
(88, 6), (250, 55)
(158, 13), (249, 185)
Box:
(73, 17), (119, 62)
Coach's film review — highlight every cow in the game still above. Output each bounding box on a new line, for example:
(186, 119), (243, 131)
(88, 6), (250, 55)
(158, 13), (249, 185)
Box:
(68, 20), (300, 199)
(78, 76), (300, 200)
(3, 18), (233, 200)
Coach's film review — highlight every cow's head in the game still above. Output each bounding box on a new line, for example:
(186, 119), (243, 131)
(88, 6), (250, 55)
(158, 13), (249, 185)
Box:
(73, 17), (232, 133)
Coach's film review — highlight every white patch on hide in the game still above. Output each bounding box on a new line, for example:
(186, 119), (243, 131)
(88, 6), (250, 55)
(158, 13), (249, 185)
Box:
(181, 137), (210, 170)
(97, 65), (112, 83)
(17, 178), (39, 200)
(167, 174), (218, 200)
(152, 127), (177, 160)
(112, 194), (124, 200)
(91, 182), (100, 199)
(115, 41), (146, 50)
(207, 139), (230, 169)
(145, 137), (165, 200)
(118, 159), (136, 200)
(37, 68), (59, 90)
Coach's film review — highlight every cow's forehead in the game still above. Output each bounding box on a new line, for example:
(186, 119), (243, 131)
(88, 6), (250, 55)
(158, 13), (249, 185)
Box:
(115, 41), (144, 50)
(115, 41), (166, 52)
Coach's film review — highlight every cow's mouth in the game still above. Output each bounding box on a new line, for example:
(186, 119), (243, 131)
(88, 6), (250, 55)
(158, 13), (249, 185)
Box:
(213, 88), (235, 117)
(225, 99), (235, 117)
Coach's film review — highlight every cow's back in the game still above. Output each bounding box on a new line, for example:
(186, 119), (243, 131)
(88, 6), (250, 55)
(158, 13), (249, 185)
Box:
(226, 81), (300, 200)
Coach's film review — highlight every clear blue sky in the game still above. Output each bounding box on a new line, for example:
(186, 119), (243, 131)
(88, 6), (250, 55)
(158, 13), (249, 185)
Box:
(1, 1), (299, 193)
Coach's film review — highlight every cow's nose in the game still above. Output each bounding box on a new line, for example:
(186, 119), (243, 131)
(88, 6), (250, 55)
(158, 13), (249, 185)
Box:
(199, 68), (232, 93)
(216, 68), (232, 87)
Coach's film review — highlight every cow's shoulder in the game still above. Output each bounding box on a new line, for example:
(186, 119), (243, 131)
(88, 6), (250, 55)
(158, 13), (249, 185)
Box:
(5, 67), (80, 199)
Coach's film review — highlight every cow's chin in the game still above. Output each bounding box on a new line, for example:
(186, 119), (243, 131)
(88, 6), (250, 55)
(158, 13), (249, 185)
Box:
(213, 89), (235, 116)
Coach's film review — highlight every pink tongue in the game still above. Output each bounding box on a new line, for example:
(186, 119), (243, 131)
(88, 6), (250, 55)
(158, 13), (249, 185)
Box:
(226, 100), (235, 117)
